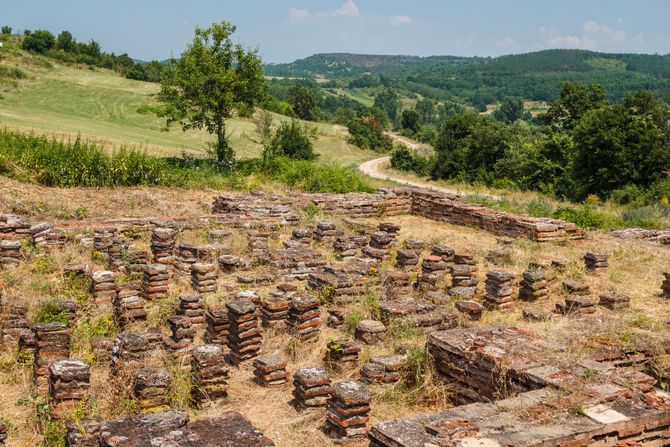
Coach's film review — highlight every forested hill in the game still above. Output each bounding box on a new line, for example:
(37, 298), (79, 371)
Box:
(265, 49), (670, 102)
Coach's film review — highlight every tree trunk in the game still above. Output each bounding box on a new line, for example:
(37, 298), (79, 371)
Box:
(215, 121), (234, 170)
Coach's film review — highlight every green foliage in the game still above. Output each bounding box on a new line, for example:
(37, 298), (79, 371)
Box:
(0, 65), (27, 80)
(158, 21), (267, 168)
(492, 97), (529, 123)
(34, 301), (72, 326)
(22, 30), (55, 53)
(552, 204), (622, 229)
(541, 82), (606, 130)
(390, 146), (433, 176)
(401, 109), (420, 133)
(415, 98), (436, 125)
(373, 88), (400, 125)
(287, 84), (317, 121)
(265, 120), (318, 161)
(346, 111), (393, 152)
(1, 26), (12, 35)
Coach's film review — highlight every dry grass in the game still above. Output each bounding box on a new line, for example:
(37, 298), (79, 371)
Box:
(1, 185), (670, 446)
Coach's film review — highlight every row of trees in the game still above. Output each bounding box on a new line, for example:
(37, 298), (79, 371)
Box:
(392, 82), (670, 202)
(16, 27), (166, 82)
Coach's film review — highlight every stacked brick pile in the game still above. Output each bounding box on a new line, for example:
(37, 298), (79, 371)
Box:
(484, 270), (515, 311)
(33, 322), (70, 392)
(111, 332), (151, 371)
(127, 248), (150, 273)
(448, 253), (479, 298)
(0, 213), (31, 238)
(142, 264), (169, 300)
(31, 223), (66, 250)
(333, 235), (368, 259)
(378, 222), (400, 238)
(308, 189), (412, 217)
(315, 221), (339, 243)
(380, 299), (458, 333)
(261, 286), (292, 329)
(556, 295), (598, 315)
(293, 367), (331, 408)
(360, 355), (405, 384)
(264, 247), (326, 280)
(107, 235), (128, 270)
(212, 192), (300, 227)
(191, 263), (217, 293)
(431, 244), (455, 264)
(90, 337), (113, 365)
(584, 252), (608, 273)
(227, 299), (262, 364)
(114, 282), (146, 326)
(519, 268), (549, 301)
(290, 228), (313, 246)
(324, 340), (361, 370)
(54, 300), (79, 323)
(416, 255), (447, 292)
(0, 240), (20, 268)
(287, 295), (321, 341)
(563, 280), (590, 296)
(93, 227), (116, 256)
(363, 231), (395, 261)
(89, 270), (117, 307)
(133, 366), (170, 413)
(204, 303), (229, 345)
(0, 420), (6, 445)
(395, 249), (419, 270)
(403, 239), (425, 251)
(176, 295), (205, 326)
(49, 359), (90, 419)
(218, 254), (249, 273)
(175, 243), (199, 275)
(599, 292), (631, 310)
(663, 272), (670, 298)
(324, 381), (371, 442)
(455, 300), (484, 321)
(247, 230), (270, 253)
(150, 227), (178, 264)
(163, 316), (195, 354)
(65, 417), (103, 447)
(0, 297), (29, 346)
(253, 354), (289, 387)
(355, 320), (386, 344)
(191, 344), (229, 405)
(326, 307), (345, 329)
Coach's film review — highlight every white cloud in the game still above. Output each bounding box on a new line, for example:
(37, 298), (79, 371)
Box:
(288, 8), (311, 23)
(496, 36), (518, 50)
(390, 15), (411, 26)
(537, 21), (629, 50)
(333, 0), (360, 17)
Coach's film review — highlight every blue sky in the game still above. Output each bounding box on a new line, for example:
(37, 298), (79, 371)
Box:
(5, 1), (669, 63)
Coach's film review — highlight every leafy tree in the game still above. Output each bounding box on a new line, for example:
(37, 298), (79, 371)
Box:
(438, 102), (465, 123)
(541, 82), (606, 130)
(401, 109), (420, 133)
(22, 29), (55, 53)
(266, 119), (318, 161)
(288, 84), (317, 121)
(80, 40), (101, 59)
(492, 97), (527, 123)
(373, 88), (400, 126)
(158, 21), (267, 168)
(415, 98), (435, 125)
(572, 103), (670, 199)
(1, 26), (12, 35)
(56, 31), (76, 52)
(347, 112), (393, 152)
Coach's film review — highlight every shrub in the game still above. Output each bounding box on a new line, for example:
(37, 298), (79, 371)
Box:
(390, 146), (433, 176)
(266, 120), (317, 161)
(552, 205), (622, 229)
(22, 30), (56, 53)
(347, 114), (393, 152)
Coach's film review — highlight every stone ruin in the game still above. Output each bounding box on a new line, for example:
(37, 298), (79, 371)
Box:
(133, 366), (170, 413)
(226, 298), (262, 364)
(360, 355), (405, 385)
(0, 213), (31, 239)
(114, 281), (147, 327)
(287, 295), (321, 341)
(191, 344), (229, 406)
(370, 325), (670, 447)
(142, 264), (169, 300)
(324, 339), (361, 371)
(324, 380), (371, 442)
(0, 240), (20, 268)
(484, 270), (515, 311)
(89, 270), (116, 308)
(253, 354), (288, 387)
(31, 223), (66, 250)
(204, 303), (229, 345)
(49, 359), (90, 419)
(97, 410), (274, 446)
(293, 366), (331, 409)
(191, 263), (218, 293)
(150, 227), (178, 264)
(33, 322), (70, 392)
(584, 251), (609, 273)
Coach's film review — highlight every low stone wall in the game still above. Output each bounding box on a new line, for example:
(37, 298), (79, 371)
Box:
(307, 188), (412, 218)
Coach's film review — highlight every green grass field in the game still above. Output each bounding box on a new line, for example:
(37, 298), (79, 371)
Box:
(0, 49), (374, 166)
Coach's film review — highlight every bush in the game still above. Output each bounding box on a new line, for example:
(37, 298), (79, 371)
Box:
(390, 146), (433, 176)
(347, 114), (393, 152)
(266, 120), (317, 161)
(22, 30), (55, 53)
(552, 204), (622, 229)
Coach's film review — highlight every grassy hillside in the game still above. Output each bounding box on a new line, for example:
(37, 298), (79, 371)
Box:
(0, 45), (373, 166)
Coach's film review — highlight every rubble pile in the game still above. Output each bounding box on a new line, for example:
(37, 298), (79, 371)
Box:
(0, 213), (31, 239)
(31, 223), (66, 250)
(455, 300), (484, 321)
(395, 248), (419, 270)
(324, 381), (371, 442)
(333, 235), (368, 259)
(150, 227), (178, 264)
(0, 240), (20, 268)
(142, 264), (169, 300)
(111, 332), (151, 371)
(0, 297), (29, 346)
(261, 285), (294, 329)
(380, 299), (458, 333)
(484, 270), (515, 311)
(448, 253), (479, 298)
(308, 265), (377, 304)
(599, 292), (631, 310)
(191, 344), (229, 405)
(133, 366), (170, 413)
(556, 295), (598, 315)
(287, 295), (321, 341)
(363, 231), (395, 261)
(264, 247), (326, 280)
(431, 244), (455, 264)
(247, 230), (270, 253)
(174, 243), (199, 274)
(163, 315), (195, 354)
(253, 354), (289, 387)
(326, 307), (345, 329)
(293, 367), (331, 408)
(290, 228), (313, 246)
(190, 263), (218, 293)
(227, 299), (262, 364)
(218, 254), (249, 273)
(519, 268), (549, 301)
(315, 221), (339, 243)
(49, 359), (90, 419)
(204, 303), (229, 345)
(33, 322), (70, 392)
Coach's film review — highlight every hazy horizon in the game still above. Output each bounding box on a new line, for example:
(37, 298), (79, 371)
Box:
(5, 0), (670, 63)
